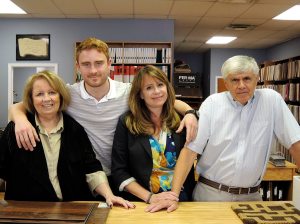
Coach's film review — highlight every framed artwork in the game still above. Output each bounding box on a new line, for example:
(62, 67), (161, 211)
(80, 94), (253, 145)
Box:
(16, 34), (50, 60)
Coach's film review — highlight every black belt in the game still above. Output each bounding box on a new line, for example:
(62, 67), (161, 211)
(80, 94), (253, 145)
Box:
(199, 176), (260, 195)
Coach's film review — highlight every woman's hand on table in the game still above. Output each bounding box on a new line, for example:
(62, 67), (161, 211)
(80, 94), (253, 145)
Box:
(149, 191), (179, 204)
(145, 199), (179, 213)
(106, 195), (135, 209)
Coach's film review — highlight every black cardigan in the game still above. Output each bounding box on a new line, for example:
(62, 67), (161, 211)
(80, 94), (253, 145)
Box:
(111, 113), (195, 201)
(0, 112), (103, 201)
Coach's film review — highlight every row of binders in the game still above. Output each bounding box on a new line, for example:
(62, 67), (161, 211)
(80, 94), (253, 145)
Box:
(110, 65), (169, 83)
(259, 59), (300, 81)
(109, 47), (172, 64)
(257, 83), (300, 102)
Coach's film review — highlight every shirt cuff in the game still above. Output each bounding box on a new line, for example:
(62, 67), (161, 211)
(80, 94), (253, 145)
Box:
(119, 177), (136, 192)
(86, 171), (108, 195)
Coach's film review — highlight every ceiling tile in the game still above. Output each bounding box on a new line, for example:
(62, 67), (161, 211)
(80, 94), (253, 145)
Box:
(170, 1), (213, 16)
(256, 0), (299, 4)
(175, 42), (204, 53)
(230, 18), (267, 25)
(65, 14), (100, 18)
(197, 17), (234, 28)
(101, 14), (133, 18)
(135, 0), (173, 15)
(239, 29), (276, 38)
(134, 14), (168, 19)
(257, 19), (299, 30)
(52, 0), (97, 14)
(171, 16), (201, 28)
(217, 29), (250, 37)
(205, 2), (252, 18)
(240, 4), (294, 19)
(268, 30), (300, 40)
(248, 38), (285, 48)
(31, 14), (68, 18)
(175, 27), (194, 40)
(188, 27), (221, 38)
(12, 0), (61, 14)
(94, 0), (133, 14)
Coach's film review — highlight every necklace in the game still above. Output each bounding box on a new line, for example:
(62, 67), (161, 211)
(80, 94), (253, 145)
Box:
(157, 129), (163, 142)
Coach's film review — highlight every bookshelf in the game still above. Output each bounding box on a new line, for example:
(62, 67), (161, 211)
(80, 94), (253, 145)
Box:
(74, 41), (173, 83)
(174, 72), (203, 110)
(258, 55), (300, 165)
(258, 56), (300, 201)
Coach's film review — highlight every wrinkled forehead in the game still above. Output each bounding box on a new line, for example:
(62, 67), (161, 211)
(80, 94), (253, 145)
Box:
(226, 71), (258, 80)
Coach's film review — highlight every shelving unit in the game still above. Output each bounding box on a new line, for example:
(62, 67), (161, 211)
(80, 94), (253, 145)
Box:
(253, 57), (300, 201)
(176, 96), (203, 110)
(258, 55), (300, 165)
(261, 161), (297, 201)
(173, 72), (203, 109)
(74, 41), (173, 83)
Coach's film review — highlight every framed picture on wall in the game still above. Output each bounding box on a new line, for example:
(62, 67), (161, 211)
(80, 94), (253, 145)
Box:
(16, 34), (50, 60)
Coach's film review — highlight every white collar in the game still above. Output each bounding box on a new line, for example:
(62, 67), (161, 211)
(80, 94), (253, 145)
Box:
(35, 113), (64, 134)
(79, 78), (117, 103)
(226, 91), (255, 107)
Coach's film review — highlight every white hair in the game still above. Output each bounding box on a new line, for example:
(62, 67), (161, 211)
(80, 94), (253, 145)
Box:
(221, 55), (259, 79)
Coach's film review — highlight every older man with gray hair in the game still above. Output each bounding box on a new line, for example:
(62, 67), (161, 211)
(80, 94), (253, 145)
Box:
(146, 55), (300, 213)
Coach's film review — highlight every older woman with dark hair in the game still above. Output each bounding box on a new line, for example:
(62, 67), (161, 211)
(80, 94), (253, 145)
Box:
(112, 65), (195, 204)
(0, 71), (134, 209)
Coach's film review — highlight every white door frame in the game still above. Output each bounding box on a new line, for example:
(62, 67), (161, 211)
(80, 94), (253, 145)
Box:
(8, 63), (58, 118)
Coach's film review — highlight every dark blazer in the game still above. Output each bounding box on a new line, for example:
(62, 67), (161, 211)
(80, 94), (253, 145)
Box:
(0, 112), (103, 201)
(112, 112), (195, 201)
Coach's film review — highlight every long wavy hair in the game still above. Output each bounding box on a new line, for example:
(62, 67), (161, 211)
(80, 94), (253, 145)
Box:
(125, 65), (180, 135)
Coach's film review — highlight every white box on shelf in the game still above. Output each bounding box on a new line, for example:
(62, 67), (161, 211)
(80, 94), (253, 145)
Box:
(293, 176), (300, 210)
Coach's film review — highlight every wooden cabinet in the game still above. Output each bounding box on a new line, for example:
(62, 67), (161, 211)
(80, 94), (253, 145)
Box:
(261, 161), (297, 201)
(74, 41), (173, 83)
(263, 161), (297, 181)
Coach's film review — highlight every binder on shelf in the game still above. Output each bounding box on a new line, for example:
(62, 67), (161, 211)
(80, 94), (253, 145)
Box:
(129, 66), (136, 83)
(114, 65), (123, 82)
(123, 66), (130, 83)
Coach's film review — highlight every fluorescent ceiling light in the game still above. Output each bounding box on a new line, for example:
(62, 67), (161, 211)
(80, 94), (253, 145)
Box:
(0, 0), (26, 14)
(273, 5), (300, 20)
(206, 36), (237, 44)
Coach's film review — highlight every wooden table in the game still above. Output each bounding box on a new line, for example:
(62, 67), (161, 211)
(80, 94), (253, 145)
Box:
(106, 202), (241, 224)
(106, 201), (293, 224)
(0, 196), (295, 224)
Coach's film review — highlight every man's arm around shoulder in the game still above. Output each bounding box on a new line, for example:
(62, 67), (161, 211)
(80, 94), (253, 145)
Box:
(9, 102), (39, 150)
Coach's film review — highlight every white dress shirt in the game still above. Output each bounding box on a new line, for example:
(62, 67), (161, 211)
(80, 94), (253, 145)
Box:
(188, 88), (300, 188)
